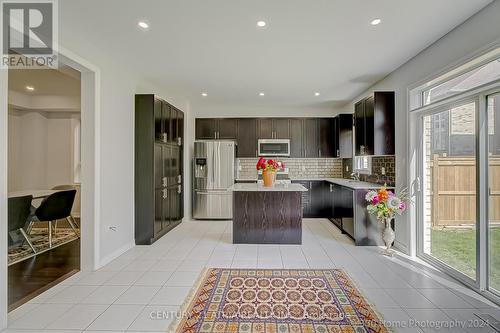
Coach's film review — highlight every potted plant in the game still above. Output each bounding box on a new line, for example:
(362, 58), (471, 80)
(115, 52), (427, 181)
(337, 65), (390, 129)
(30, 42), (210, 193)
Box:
(256, 157), (285, 187)
(365, 185), (409, 256)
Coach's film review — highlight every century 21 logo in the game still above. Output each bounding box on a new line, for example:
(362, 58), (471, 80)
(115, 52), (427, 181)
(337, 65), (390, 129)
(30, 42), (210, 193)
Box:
(2, 1), (54, 55)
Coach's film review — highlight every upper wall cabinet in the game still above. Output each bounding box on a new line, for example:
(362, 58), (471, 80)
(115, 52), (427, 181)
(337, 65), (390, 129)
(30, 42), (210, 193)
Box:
(236, 118), (257, 158)
(195, 118), (238, 140)
(257, 118), (290, 139)
(354, 91), (395, 156)
(334, 114), (353, 158)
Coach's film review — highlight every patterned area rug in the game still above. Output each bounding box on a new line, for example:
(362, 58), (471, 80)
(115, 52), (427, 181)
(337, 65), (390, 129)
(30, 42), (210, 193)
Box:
(171, 268), (390, 333)
(8, 227), (80, 266)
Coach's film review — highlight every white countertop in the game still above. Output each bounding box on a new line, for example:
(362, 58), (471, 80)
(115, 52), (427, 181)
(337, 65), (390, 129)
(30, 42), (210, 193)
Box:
(230, 183), (308, 192)
(293, 178), (390, 190)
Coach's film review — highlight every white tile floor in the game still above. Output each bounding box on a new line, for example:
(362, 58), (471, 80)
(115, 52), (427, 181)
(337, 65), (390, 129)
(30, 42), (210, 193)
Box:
(4, 219), (500, 333)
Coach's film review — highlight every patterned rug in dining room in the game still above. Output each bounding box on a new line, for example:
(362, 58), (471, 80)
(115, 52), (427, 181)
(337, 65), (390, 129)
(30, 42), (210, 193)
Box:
(8, 227), (80, 266)
(170, 268), (390, 333)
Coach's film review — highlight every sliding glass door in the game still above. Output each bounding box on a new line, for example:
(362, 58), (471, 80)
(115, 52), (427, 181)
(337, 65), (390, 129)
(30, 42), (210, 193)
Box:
(420, 100), (478, 283)
(488, 92), (500, 295)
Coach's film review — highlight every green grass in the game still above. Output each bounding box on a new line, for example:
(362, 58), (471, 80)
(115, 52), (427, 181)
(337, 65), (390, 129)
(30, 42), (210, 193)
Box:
(430, 228), (500, 290)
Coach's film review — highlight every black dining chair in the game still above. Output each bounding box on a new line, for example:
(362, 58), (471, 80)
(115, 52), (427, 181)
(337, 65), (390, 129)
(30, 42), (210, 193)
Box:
(34, 190), (77, 247)
(50, 185), (79, 234)
(8, 195), (36, 253)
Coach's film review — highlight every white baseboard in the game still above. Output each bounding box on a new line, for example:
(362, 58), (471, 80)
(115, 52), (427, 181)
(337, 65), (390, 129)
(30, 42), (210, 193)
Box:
(96, 241), (135, 270)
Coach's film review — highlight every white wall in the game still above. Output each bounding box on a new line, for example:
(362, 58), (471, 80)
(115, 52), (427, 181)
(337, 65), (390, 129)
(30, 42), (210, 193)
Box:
(7, 109), (78, 191)
(348, 0), (500, 254)
(57, 36), (191, 267)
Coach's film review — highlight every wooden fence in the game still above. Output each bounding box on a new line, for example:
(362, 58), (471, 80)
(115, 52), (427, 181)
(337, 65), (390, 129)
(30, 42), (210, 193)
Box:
(430, 155), (500, 227)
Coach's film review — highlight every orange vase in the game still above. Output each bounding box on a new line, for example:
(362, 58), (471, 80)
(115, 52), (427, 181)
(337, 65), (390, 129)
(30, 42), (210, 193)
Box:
(262, 170), (276, 187)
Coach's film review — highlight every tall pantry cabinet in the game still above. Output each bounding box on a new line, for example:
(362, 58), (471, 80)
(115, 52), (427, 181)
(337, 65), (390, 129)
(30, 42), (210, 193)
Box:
(135, 94), (184, 245)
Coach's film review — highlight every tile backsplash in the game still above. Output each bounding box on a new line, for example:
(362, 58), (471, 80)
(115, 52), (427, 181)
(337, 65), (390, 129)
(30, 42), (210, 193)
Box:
(342, 156), (396, 186)
(237, 158), (343, 180)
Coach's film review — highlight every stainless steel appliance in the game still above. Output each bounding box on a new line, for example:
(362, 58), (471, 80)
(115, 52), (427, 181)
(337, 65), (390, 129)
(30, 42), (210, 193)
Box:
(258, 139), (290, 157)
(193, 141), (235, 219)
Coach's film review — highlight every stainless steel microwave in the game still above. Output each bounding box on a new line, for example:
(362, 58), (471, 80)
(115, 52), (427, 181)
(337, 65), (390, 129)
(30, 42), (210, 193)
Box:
(258, 139), (290, 157)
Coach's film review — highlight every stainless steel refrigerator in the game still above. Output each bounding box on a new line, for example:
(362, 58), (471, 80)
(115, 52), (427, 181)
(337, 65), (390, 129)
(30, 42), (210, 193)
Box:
(193, 141), (235, 219)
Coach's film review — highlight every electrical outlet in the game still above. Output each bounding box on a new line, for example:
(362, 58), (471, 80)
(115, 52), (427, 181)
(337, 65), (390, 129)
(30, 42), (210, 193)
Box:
(381, 167), (386, 175)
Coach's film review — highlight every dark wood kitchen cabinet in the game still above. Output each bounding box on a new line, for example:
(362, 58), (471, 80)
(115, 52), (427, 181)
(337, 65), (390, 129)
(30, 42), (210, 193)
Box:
(237, 118), (258, 157)
(354, 91), (394, 155)
(195, 118), (217, 139)
(303, 119), (319, 158)
(318, 118), (335, 158)
(195, 117), (342, 159)
(335, 114), (353, 158)
(289, 118), (304, 158)
(195, 118), (238, 140)
(258, 118), (290, 139)
(292, 180), (330, 218)
(135, 94), (184, 245)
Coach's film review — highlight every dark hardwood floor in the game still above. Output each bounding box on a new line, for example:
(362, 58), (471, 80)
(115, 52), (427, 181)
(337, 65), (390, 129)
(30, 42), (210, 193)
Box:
(8, 239), (80, 311)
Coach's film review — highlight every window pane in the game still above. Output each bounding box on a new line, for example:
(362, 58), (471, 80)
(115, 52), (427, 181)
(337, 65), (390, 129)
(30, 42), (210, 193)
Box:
(423, 58), (500, 105)
(488, 92), (500, 293)
(422, 101), (477, 280)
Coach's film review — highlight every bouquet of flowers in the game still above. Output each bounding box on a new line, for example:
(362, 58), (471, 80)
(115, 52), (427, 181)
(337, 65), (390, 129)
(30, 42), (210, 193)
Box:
(365, 185), (408, 221)
(256, 157), (285, 172)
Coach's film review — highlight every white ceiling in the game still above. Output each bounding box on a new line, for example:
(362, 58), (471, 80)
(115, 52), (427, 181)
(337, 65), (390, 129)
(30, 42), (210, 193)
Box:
(59, 0), (492, 113)
(8, 66), (81, 96)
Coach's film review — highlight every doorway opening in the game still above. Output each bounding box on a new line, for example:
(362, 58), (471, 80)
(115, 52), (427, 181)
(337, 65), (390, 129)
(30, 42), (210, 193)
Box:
(7, 65), (82, 310)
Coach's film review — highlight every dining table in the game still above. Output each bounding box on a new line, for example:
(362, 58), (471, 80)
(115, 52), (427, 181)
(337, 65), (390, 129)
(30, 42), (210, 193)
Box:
(8, 189), (59, 199)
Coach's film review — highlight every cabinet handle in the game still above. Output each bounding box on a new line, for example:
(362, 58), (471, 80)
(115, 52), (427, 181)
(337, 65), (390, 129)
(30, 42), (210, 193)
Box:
(162, 189), (168, 199)
(337, 149), (340, 157)
(162, 133), (168, 143)
(214, 131), (217, 139)
(177, 137), (182, 146)
(177, 185), (182, 194)
(162, 177), (168, 187)
(177, 175), (182, 183)
(319, 149), (321, 157)
(330, 184), (333, 192)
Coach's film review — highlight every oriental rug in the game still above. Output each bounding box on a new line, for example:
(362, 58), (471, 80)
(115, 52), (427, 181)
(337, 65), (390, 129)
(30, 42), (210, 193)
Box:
(170, 268), (390, 333)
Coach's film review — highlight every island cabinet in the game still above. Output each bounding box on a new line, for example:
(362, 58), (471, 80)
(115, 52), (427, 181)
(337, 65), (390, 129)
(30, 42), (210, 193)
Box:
(232, 183), (308, 244)
(135, 94), (184, 245)
(354, 91), (395, 155)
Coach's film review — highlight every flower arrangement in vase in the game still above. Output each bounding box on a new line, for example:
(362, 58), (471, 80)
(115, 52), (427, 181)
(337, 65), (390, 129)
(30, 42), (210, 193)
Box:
(365, 185), (409, 256)
(256, 157), (285, 187)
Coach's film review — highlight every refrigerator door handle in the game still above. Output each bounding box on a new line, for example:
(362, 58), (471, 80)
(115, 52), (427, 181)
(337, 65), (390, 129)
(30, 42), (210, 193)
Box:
(195, 190), (231, 195)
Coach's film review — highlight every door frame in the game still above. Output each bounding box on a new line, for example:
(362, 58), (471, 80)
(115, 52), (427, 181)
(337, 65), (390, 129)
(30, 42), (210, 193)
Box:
(411, 83), (500, 306)
(0, 45), (101, 329)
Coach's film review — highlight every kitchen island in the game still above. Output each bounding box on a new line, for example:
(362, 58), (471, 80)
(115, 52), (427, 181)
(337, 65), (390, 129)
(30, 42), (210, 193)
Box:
(230, 183), (308, 244)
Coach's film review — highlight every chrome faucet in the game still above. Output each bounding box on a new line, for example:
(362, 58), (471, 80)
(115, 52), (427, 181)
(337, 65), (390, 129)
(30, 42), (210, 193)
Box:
(350, 172), (360, 181)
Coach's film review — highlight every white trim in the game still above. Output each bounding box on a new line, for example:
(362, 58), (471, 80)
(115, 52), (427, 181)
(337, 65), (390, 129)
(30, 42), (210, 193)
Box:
(0, 45), (100, 329)
(96, 241), (134, 269)
(0, 65), (9, 330)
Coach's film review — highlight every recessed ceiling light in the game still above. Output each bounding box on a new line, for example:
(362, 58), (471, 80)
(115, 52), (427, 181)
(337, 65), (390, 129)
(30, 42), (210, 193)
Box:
(314, 92), (321, 96)
(256, 21), (267, 28)
(201, 92), (208, 97)
(259, 92), (265, 96)
(138, 21), (149, 30)
(370, 18), (381, 26)
(26, 86), (35, 91)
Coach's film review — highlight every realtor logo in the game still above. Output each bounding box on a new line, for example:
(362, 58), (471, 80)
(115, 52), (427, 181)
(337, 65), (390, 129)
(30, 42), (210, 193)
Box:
(1, 0), (58, 69)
